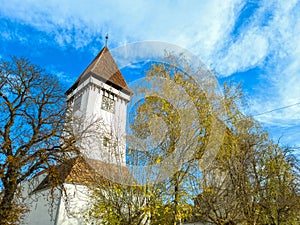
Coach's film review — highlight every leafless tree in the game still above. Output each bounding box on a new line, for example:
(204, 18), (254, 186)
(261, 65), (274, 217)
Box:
(0, 57), (79, 224)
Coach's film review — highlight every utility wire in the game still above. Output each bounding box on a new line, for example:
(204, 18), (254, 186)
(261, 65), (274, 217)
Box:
(253, 101), (300, 116)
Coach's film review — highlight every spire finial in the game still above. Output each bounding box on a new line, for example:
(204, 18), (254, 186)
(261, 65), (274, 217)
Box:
(105, 33), (108, 47)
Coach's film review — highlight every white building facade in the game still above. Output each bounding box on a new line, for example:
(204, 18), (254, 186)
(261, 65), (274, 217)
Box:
(22, 46), (132, 225)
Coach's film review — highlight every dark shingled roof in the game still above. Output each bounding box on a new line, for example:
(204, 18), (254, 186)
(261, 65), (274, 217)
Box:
(65, 46), (132, 95)
(33, 156), (136, 193)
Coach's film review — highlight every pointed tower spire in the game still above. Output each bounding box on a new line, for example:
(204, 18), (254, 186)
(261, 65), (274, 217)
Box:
(66, 46), (132, 96)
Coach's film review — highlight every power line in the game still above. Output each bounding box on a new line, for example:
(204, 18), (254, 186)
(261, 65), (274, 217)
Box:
(253, 101), (300, 116)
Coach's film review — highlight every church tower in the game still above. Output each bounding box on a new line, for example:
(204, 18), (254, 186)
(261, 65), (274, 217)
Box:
(21, 46), (134, 225)
(65, 46), (132, 165)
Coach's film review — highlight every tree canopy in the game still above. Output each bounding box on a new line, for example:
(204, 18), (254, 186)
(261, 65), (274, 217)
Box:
(0, 57), (79, 225)
(87, 53), (299, 225)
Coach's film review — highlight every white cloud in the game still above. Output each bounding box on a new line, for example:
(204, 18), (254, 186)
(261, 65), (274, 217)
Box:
(248, 0), (300, 127)
(0, 0), (243, 52)
(46, 67), (74, 85)
(214, 28), (269, 76)
(1, 0), (300, 146)
(0, 0), (298, 79)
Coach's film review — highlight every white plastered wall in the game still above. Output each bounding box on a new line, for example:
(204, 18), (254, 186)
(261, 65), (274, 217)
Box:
(21, 174), (59, 225)
(68, 76), (130, 165)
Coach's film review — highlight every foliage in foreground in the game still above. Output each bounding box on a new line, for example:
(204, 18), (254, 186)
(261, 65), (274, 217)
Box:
(86, 53), (299, 225)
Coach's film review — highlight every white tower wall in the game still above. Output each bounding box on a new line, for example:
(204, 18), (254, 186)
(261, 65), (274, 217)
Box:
(67, 76), (130, 165)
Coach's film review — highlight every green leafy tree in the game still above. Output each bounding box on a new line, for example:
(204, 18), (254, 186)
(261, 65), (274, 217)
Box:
(194, 83), (300, 225)
(128, 53), (225, 225)
(86, 53), (299, 225)
(87, 180), (172, 225)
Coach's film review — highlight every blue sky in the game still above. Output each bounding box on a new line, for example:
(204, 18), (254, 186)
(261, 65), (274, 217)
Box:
(0, 0), (299, 152)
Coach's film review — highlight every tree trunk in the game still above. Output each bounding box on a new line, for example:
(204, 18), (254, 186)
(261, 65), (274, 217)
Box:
(0, 182), (18, 225)
(173, 175), (181, 225)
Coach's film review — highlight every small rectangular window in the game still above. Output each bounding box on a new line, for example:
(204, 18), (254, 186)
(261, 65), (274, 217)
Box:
(73, 95), (82, 112)
(103, 136), (110, 147)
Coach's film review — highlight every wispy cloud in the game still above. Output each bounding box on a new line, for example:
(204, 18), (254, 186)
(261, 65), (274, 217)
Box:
(0, 0), (243, 51)
(244, 0), (300, 126)
(185, 0), (300, 137)
(214, 28), (269, 76)
(0, 0), (299, 146)
(46, 66), (74, 86)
